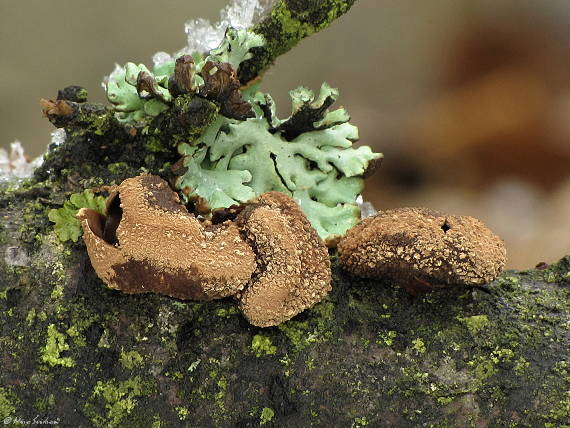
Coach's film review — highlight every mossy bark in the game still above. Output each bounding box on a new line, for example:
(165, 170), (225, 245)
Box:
(1, 194), (569, 427)
(239, 0), (357, 84)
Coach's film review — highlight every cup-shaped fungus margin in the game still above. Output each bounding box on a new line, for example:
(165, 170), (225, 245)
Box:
(235, 192), (332, 327)
(337, 207), (507, 292)
(77, 175), (257, 300)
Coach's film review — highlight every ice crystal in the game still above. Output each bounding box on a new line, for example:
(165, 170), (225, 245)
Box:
(150, 0), (276, 68)
(356, 195), (378, 219)
(107, 0), (275, 98)
(50, 129), (67, 147)
(4, 246), (31, 267)
(0, 142), (43, 182)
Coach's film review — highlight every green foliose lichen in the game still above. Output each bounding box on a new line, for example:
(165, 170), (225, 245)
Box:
(0, 387), (17, 419)
(119, 350), (144, 370)
(209, 27), (264, 69)
(105, 28), (263, 124)
(105, 61), (173, 123)
(84, 376), (153, 428)
(260, 407), (275, 425)
(457, 315), (490, 335)
(177, 83), (381, 241)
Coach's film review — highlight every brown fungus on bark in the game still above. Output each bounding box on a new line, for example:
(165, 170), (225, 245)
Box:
(40, 99), (77, 127)
(338, 207), (506, 293)
(136, 71), (171, 104)
(77, 175), (256, 300)
(199, 61), (255, 120)
(235, 192), (332, 327)
(169, 55), (196, 97)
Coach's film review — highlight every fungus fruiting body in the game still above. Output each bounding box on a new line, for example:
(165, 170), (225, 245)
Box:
(236, 192), (332, 327)
(338, 207), (507, 292)
(77, 176), (332, 326)
(78, 175), (257, 301)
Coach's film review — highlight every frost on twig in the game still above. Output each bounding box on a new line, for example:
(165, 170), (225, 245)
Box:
(0, 142), (43, 182)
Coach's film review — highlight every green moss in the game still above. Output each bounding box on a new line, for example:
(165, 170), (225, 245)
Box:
(50, 283), (64, 300)
(216, 377), (228, 401)
(267, 3), (314, 51)
(457, 315), (490, 335)
(376, 330), (397, 346)
(411, 338), (426, 355)
(216, 307), (239, 318)
(468, 348), (515, 382)
(312, 301), (335, 328)
(352, 416), (369, 427)
(251, 334), (277, 357)
(120, 350), (144, 370)
(437, 397), (454, 406)
(151, 415), (163, 428)
(145, 138), (168, 153)
(260, 407), (274, 425)
(26, 308), (36, 326)
(240, 0), (356, 83)
(175, 406), (189, 421)
(0, 387), (17, 419)
(40, 324), (75, 367)
(547, 390), (570, 422)
(85, 377), (151, 428)
(513, 357), (530, 376)
(277, 301), (335, 352)
(35, 393), (56, 413)
(187, 359), (201, 372)
(278, 320), (310, 352)
(77, 109), (114, 136)
(107, 162), (131, 175)
(539, 360), (570, 425)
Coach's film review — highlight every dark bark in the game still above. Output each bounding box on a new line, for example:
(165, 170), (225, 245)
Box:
(1, 200), (569, 427)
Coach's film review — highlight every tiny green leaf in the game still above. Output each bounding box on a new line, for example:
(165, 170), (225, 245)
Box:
(48, 190), (106, 242)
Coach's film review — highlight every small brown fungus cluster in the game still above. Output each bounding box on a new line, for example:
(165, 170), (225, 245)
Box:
(338, 207), (506, 292)
(77, 176), (507, 324)
(168, 54), (254, 120)
(78, 175), (331, 326)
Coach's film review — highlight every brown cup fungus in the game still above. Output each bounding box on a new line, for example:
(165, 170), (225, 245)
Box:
(338, 207), (506, 292)
(77, 175), (256, 300)
(78, 176), (332, 327)
(235, 192), (332, 327)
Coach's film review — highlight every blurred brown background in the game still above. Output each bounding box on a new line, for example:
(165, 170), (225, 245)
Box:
(1, 0), (569, 268)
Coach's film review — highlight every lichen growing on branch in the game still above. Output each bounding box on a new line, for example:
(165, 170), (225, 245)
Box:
(177, 83), (381, 241)
(100, 21), (380, 241)
(105, 28), (263, 124)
